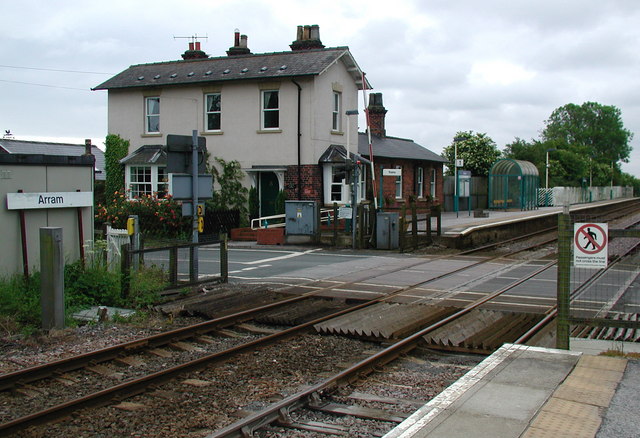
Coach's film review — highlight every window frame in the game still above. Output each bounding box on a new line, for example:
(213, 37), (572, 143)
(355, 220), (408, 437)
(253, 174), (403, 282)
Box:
(395, 165), (403, 199)
(261, 89), (280, 130)
(332, 91), (341, 132)
(430, 168), (437, 198)
(127, 165), (167, 199)
(416, 167), (424, 198)
(145, 97), (160, 134)
(204, 92), (222, 132)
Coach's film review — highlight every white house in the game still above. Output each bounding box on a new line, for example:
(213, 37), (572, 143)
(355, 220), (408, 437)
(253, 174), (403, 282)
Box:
(94, 25), (369, 216)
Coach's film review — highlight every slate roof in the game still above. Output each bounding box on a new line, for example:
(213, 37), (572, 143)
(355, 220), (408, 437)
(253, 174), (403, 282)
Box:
(94, 48), (369, 91)
(0, 138), (106, 180)
(119, 145), (166, 165)
(357, 133), (447, 163)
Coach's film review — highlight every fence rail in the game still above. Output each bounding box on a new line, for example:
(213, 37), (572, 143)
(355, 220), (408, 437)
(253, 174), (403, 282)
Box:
(120, 235), (228, 297)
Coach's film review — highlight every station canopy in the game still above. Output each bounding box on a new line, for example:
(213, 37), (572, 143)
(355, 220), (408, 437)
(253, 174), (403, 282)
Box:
(488, 159), (540, 211)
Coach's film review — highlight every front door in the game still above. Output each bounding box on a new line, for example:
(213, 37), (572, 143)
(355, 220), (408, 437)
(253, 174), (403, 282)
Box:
(259, 172), (279, 217)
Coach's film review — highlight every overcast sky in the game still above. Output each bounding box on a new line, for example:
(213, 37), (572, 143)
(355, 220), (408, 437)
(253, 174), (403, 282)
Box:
(1, 0), (639, 178)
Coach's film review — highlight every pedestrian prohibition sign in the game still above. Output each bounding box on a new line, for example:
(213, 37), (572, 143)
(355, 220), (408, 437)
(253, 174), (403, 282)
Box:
(574, 222), (608, 268)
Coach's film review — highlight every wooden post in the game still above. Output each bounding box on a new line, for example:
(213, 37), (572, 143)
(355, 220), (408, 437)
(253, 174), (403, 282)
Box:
(121, 243), (131, 299)
(169, 246), (178, 286)
(40, 227), (64, 330)
(556, 205), (571, 350)
(411, 202), (418, 249)
(76, 190), (85, 269)
(333, 202), (338, 246)
(220, 233), (228, 283)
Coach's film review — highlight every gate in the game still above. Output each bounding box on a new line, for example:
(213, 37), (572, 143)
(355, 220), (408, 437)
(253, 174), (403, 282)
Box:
(556, 207), (640, 349)
(106, 225), (129, 271)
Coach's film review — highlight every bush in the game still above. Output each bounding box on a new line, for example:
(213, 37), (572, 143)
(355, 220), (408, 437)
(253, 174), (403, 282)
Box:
(95, 191), (190, 239)
(0, 274), (41, 331)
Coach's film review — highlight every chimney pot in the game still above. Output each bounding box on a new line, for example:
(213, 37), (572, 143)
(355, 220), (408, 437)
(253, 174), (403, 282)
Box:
(240, 35), (248, 48)
(189, 42), (194, 51)
(234, 29), (240, 46)
(195, 41), (201, 51)
(84, 139), (92, 155)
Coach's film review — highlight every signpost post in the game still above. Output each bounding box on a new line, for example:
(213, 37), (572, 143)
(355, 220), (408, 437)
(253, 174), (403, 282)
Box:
(166, 132), (211, 282)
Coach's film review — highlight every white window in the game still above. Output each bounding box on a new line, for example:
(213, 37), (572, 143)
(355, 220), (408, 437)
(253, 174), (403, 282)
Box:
(430, 169), (437, 198)
(331, 166), (347, 202)
(128, 165), (167, 199)
(261, 90), (279, 129)
(205, 93), (221, 131)
(332, 91), (341, 131)
(145, 97), (160, 133)
(395, 165), (402, 199)
(417, 167), (424, 198)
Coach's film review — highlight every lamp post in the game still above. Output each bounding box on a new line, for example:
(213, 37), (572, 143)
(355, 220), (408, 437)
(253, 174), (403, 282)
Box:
(453, 137), (465, 217)
(545, 148), (556, 189)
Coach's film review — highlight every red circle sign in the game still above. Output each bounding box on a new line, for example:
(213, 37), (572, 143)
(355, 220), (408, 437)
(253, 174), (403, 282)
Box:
(575, 223), (607, 255)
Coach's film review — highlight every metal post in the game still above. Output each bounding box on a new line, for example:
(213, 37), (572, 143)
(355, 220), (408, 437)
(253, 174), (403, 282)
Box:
(40, 227), (64, 330)
(191, 129), (199, 282)
(352, 162), (358, 249)
(454, 142), (458, 217)
(556, 204), (571, 350)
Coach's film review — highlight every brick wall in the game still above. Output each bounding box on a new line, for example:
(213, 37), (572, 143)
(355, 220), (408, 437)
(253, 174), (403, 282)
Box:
(285, 165), (323, 202)
(374, 158), (443, 209)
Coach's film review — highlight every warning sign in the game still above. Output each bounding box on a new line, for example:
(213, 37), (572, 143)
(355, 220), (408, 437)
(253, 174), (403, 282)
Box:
(574, 223), (608, 268)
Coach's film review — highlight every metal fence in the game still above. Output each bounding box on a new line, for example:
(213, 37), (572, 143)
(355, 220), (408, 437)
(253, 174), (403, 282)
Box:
(556, 208), (640, 349)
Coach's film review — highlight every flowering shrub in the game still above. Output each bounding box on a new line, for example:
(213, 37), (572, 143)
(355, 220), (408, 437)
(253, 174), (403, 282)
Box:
(96, 191), (190, 239)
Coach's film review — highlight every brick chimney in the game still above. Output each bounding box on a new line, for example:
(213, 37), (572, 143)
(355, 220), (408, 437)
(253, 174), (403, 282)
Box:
(367, 93), (387, 137)
(181, 41), (208, 60)
(227, 29), (251, 56)
(290, 24), (325, 51)
(84, 139), (93, 155)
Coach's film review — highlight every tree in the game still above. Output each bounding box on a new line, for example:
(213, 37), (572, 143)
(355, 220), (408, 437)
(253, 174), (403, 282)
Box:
(541, 102), (633, 186)
(442, 131), (501, 176)
(104, 134), (130, 200)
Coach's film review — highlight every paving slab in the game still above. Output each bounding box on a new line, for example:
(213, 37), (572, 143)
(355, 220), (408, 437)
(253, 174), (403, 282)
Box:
(383, 344), (581, 438)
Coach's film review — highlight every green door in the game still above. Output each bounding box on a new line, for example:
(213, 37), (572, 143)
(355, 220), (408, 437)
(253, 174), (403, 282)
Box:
(259, 172), (279, 217)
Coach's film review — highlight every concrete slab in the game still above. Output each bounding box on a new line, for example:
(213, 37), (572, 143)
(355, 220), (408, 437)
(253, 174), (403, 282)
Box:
(72, 306), (136, 322)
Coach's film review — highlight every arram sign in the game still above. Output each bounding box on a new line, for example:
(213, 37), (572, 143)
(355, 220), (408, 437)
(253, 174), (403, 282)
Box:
(6, 191), (93, 210)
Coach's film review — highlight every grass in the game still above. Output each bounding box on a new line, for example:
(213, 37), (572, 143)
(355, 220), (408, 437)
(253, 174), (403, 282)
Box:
(0, 257), (170, 337)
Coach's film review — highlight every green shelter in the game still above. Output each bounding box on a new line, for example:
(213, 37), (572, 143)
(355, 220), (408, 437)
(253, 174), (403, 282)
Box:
(488, 159), (539, 210)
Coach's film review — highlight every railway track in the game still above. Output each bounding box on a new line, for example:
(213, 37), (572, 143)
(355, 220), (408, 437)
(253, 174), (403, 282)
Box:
(2, 205), (638, 436)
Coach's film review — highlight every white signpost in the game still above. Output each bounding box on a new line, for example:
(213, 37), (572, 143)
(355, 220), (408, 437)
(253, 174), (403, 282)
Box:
(6, 191), (93, 210)
(573, 222), (608, 268)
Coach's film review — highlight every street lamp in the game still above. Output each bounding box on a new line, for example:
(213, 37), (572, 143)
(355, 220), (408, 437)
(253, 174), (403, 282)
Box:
(545, 148), (556, 189)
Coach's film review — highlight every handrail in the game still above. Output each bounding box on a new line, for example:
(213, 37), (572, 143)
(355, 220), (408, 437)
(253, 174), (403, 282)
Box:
(250, 208), (337, 230)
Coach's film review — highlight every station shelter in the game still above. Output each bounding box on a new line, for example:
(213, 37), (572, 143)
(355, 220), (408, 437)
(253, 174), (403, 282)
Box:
(488, 159), (539, 210)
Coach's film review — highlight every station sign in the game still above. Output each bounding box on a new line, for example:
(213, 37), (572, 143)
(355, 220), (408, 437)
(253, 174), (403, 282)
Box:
(382, 169), (402, 177)
(6, 191), (93, 210)
(574, 222), (608, 268)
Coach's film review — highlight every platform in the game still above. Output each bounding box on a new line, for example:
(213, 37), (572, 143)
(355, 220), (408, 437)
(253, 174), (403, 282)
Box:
(433, 198), (636, 248)
(383, 343), (635, 438)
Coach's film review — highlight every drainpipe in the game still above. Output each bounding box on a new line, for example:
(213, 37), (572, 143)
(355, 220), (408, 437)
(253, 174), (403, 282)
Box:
(292, 78), (302, 200)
